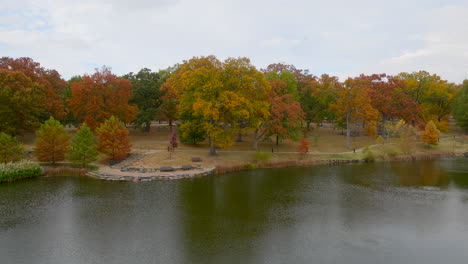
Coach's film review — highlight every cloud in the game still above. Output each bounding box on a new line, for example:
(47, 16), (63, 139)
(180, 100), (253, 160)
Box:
(0, 0), (466, 83)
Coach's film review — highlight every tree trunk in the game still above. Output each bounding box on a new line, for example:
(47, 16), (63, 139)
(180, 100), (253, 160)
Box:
(236, 132), (243, 142)
(346, 112), (351, 149)
(276, 135), (279, 146)
(253, 129), (259, 151)
(144, 122), (150, 132)
(208, 137), (217, 156)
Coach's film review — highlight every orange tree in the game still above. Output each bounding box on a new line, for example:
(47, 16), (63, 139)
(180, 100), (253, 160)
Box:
(0, 57), (67, 120)
(68, 67), (138, 130)
(96, 116), (131, 161)
(34, 117), (71, 164)
(331, 76), (380, 149)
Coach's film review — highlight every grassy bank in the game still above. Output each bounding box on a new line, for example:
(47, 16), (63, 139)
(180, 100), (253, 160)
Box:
(0, 160), (43, 183)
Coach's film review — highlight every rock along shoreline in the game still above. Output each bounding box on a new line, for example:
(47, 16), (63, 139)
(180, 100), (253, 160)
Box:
(83, 151), (463, 182)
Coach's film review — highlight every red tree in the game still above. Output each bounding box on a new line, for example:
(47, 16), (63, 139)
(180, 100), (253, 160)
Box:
(68, 67), (138, 129)
(0, 57), (67, 120)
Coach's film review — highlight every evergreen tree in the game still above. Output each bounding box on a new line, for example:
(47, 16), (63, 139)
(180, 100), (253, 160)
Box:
(67, 123), (99, 167)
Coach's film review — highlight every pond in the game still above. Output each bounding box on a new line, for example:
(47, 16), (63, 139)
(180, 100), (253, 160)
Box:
(1, 158), (468, 264)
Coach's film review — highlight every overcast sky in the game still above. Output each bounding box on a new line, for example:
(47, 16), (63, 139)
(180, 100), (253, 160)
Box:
(1, 0), (467, 82)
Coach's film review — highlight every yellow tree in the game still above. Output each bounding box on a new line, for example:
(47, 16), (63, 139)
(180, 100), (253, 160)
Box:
(421, 120), (440, 146)
(164, 56), (270, 155)
(331, 76), (380, 149)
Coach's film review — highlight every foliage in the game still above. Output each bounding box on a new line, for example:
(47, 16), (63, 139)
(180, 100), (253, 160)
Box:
(397, 71), (456, 127)
(34, 117), (71, 164)
(0, 57), (68, 121)
(178, 118), (206, 145)
(124, 68), (174, 131)
(67, 123), (99, 167)
(0, 69), (45, 135)
(0, 132), (24, 163)
(0, 160), (42, 183)
(253, 151), (272, 164)
(331, 76), (380, 148)
(421, 120), (440, 146)
(362, 147), (375, 162)
(96, 116), (131, 161)
(453, 80), (468, 132)
(376, 135), (385, 145)
(68, 67), (138, 130)
(300, 74), (339, 126)
(165, 56), (270, 155)
(395, 120), (419, 154)
(296, 138), (310, 158)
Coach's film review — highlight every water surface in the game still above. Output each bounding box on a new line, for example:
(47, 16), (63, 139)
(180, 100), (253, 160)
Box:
(1, 158), (468, 264)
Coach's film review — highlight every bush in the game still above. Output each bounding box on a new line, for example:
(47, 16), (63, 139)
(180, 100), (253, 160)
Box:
(0, 160), (42, 183)
(362, 147), (375, 162)
(0, 132), (24, 163)
(253, 151), (271, 164)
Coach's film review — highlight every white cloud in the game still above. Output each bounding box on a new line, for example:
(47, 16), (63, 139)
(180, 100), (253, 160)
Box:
(0, 0), (466, 82)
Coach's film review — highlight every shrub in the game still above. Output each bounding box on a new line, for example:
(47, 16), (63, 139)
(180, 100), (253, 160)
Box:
(362, 147), (375, 162)
(0, 132), (24, 163)
(0, 160), (42, 183)
(253, 151), (272, 164)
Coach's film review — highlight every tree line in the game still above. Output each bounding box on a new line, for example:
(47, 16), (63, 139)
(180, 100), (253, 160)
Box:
(1, 55), (467, 159)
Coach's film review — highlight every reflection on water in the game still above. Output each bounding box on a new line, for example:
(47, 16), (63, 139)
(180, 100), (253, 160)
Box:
(0, 158), (467, 264)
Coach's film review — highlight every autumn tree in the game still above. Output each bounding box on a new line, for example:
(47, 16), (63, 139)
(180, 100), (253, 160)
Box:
(331, 76), (380, 149)
(421, 120), (440, 146)
(68, 67), (138, 130)
(453, 80), (468, 133)
(67, 123), (99, 167)
(296, 138), (310, 159)
(0, 57), (67, 120)
(397, 71), (456, 130)
(96, 116), (131, 161)
(0, 133), (24, 163)
(166, 56), (270, 156)
(365, 74), (422, 131)
(34, 117), (71, 164)
(0, 69), (45, 135)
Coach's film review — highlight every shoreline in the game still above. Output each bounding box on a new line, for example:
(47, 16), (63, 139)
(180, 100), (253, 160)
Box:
(80, 151), (462, 182)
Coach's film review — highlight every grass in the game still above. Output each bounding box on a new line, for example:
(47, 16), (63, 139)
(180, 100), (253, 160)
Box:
(17, 122), (468, 170)
(0, 160), (42, 183)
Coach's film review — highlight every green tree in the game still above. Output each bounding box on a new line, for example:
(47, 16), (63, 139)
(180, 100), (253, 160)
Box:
(67, 123), (99, 167)
(453, 80), (468, 133)
(0, 132), (24, 163)
(124, 68), (171, 131)
(34, 117), (71, 164)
